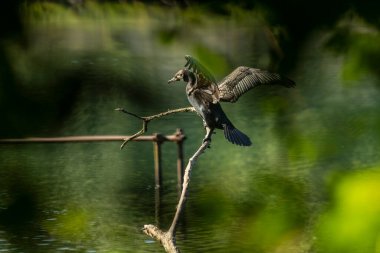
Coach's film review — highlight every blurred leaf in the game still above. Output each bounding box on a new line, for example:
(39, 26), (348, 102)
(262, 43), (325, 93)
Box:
(341, 34), (380, 81)
(325, 13), (380, 83)
(316, 168), (380, 253)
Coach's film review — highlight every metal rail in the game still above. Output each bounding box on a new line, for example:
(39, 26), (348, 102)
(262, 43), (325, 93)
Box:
(0, 129), (186, 188)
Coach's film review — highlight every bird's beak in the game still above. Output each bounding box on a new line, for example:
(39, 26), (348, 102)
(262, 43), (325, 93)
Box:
(168, 77), (179, 84)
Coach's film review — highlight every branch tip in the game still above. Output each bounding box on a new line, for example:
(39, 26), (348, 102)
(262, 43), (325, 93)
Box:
(117, 106), (196, 149)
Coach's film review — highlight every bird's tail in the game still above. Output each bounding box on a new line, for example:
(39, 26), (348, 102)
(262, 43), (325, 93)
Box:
(223, 124), (252, 146)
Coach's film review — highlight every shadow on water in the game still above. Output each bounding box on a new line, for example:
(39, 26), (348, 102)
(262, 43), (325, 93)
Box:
(1, 1), (380, 253)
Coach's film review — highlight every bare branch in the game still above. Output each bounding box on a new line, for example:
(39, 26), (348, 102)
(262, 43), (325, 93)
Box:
(119, 127), (145, 149)
(168, 140), (209, 235)
(116, 107), (195, 149)
(117, 105), (209, 252)
(142, 225), (179, 253)
(144, 107), (196, 121)
(142, 139), (211, 252)
(114, 108), (145, 120)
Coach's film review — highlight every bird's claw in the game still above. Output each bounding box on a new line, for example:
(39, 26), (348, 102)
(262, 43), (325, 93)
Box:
(202, 137), (211, 143)
(202, 137), (212, 148)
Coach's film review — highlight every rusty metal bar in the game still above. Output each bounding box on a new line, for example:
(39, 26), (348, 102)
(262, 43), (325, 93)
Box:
(153, 133), (165, 188)
(175, 129), (185, 190)
(0, 131), (187, 196)
(155, 181), (162, 227)
(0, 135), (183, 143)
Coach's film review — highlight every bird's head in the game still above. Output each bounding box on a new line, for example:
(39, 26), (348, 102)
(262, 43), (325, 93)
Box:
(168, 69), (193, 84)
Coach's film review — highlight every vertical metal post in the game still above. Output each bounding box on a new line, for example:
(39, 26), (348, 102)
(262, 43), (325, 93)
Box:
(155, 181), (162, 226)
(153, 133), (163, 188)
(175, 129), (185, 190)
(153, 134), (164, 226)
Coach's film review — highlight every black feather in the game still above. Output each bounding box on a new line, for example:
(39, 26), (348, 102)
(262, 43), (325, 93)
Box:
(223, 124), (251, 146)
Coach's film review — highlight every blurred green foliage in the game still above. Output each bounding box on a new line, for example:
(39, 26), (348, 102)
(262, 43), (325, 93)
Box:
(325, 14), (380, 82)
(316, 169), (380, 253)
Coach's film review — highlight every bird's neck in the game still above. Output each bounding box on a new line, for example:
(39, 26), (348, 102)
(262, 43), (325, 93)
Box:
(183, 70), (197, 86)
(185, 71), (197, 86)
(185, 71), (197, 96)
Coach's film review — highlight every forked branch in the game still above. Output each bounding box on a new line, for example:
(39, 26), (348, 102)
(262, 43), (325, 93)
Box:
(115, 107), (195, 149)
(117, 106), (210, 252)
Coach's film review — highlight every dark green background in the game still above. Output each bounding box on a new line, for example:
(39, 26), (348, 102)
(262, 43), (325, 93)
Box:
(1, 1), (380, 252)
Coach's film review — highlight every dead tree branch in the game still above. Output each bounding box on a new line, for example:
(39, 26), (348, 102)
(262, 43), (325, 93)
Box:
(118, 106), (210, 252)
(115, 107), (195, 149)
(142, 139), (210, 253)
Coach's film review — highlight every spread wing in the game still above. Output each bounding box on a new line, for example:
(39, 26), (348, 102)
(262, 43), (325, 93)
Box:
(184, 55), (220, 103)
(218, 66), (295, 103)
(184, 55), (217, 84)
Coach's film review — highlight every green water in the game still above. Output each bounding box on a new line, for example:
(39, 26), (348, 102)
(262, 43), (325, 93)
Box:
(1, 3), (380, 253)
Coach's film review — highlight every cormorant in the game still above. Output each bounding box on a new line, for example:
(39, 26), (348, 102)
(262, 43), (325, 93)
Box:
(168, 56), (295, 146)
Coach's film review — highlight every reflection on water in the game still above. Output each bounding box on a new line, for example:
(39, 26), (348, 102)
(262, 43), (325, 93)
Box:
(1, 2), (380, 253)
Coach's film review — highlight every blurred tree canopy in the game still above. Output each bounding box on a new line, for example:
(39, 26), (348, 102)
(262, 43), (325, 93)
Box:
(1, 0), (380, 134)
(2, 0), (380, 43)
(1, 0), (380, 74)
(1, 0), (379, 133)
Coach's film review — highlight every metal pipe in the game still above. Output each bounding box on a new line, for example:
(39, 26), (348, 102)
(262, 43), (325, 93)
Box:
(0, 131), (187, 197)
(175, 129), (185, 190)
(0, 135), (184, 143)
(153, 133), (164, 188)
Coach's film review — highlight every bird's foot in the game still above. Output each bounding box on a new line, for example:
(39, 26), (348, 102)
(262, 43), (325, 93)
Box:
(202, 126), (214, 148)
(202, 137), (211, 143)
(202, 137), (212, 148)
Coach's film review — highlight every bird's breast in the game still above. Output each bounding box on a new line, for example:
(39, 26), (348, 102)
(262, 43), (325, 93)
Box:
(187, 93), (206, 115)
